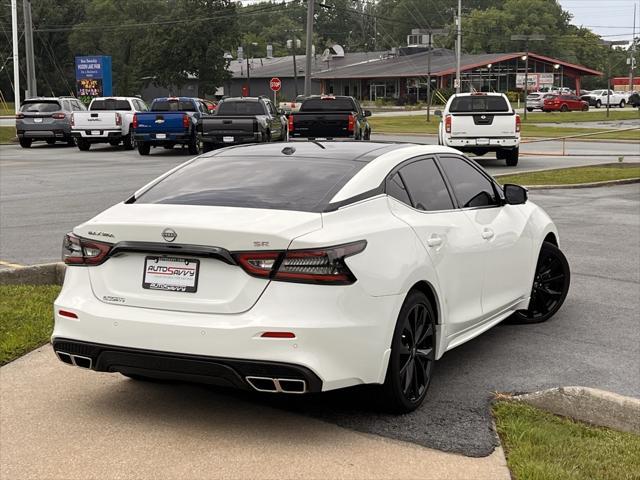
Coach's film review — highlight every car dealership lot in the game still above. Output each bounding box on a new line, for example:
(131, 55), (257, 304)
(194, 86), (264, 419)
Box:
(0, 141), (639, 461)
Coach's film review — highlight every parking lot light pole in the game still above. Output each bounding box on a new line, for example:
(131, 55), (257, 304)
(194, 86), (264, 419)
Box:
(426, 29), (445, 122)
(511, 34), (545, 120)
(601, 40), (628, 118)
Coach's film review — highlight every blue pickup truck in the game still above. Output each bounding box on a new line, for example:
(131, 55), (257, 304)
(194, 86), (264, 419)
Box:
(133, 97), (209, 155)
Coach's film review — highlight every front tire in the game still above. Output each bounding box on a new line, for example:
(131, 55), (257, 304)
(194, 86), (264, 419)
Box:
(510, 242), (570, 324)
(619, 100), (625, 108)
(595, 100), (602, 108)
(381, 291), (436, 413)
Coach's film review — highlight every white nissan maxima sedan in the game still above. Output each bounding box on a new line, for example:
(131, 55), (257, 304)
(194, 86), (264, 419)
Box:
(53, 142), (570, 412)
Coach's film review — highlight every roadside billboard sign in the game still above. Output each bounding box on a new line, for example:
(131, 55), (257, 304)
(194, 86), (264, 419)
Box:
(75, 56), (112, 104)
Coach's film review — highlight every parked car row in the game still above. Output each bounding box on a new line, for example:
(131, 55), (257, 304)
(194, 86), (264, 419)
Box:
(580, 89), (628, 109)
(16, 94), (372, 152)
(526, 92), (589, 112)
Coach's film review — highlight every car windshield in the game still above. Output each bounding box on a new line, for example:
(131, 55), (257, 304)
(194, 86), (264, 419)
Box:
(300, 98), (356, 111)
(90, 99), (132, 111)
(449, 95), (509, 112)
(20, 101), (61, 113)
(151, 100), (196, 112)
(134, 156), (365, 212)
(216, 101), (265, 116)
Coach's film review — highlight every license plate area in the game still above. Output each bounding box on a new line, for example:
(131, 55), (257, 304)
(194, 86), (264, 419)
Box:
(223, 136), (234, 143)
(91, 130), (101, 135)
(156, 133), (167, 139)
(143, 256), (199, 293)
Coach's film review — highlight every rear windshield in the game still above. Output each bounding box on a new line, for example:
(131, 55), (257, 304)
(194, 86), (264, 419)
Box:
(151, 100), (196, 112)
(134, 156), (364, 212)
(20, 101), (60, 113)
(90, 99), (132, 111)
(449, 96), (509, 112)
(300, 98), (356, 112)
(216, 101), (265, 116)
(527, 94), (541, 99)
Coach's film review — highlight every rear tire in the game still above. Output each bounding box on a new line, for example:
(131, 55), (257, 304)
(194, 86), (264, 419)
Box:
(187, 137), (199, 155)
(509, 242), (570, 324)
(595, 100), (602, 108)
(122, 132), (136, 150)
(19, 137), (32, 148)
(380, 291), (436, 413)
(77, 139), (91, 151)
(619, 100), (626, 108)
(505, 148), (519, 167)
(137, 142), (151, 155)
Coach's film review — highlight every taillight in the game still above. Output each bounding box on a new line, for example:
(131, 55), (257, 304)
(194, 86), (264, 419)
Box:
(115, 112), (122, 126)
(15, 113), (24, 119)
(347, 113), (355, 132)
(62, 233), (112, 266)
(52, 113), (65, 119)
(233, 241), (366, 285)
(445, 114), (452, 133)
(132, 113), (138, 129)
(288, 114), (294, 132)
(183, 114), (190, 129)
(70, 113), (74, 127)
(515, 114), (521, 133)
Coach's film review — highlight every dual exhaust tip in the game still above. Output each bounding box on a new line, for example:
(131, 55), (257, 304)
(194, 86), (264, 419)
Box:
(55, 351), (92, 369)
(246, 376), (306, 394)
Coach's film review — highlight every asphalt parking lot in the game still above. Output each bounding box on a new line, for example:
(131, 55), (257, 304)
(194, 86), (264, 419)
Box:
(1, 140), (639, 459)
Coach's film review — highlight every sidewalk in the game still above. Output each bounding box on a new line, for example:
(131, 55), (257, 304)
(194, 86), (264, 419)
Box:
(0, 346), (510, 480)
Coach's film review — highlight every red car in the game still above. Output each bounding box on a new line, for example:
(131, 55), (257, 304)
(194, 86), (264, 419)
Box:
(543, 94), (589, 112)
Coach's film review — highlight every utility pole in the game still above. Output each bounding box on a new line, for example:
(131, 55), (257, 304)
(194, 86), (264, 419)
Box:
(304, 0), (315, 97)
(629, 3), (637, 92)
(455, 0), (461, 93)
(287, 37), (301, 97)
(426, 29), (445, 122)
(511, 34), (545, 120)
(23, 0), (37, 98)
(11, 0), (20, 113)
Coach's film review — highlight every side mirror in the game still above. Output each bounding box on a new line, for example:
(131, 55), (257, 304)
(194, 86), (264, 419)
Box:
(364, 110), (372, 117)
(504, 184), (528, 205)
(434, 109), (442, 117)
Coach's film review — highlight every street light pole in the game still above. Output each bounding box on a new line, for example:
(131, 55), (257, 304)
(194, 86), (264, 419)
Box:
(455, 0), (461, 93)
(511, 34), (545, 120)
(304, 0), (315, 97)
(10, 0), (19, 113)
(601, 40), (628, 118)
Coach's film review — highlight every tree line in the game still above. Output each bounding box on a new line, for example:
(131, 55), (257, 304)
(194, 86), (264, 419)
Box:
(0, 0), (634, 101)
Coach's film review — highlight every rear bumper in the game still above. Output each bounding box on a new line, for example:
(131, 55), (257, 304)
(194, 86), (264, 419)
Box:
(134, 132), (192, 144)
(52, 267), (402, 392)
(443, 137), (519, 151)
(52, 338), (323, 392)
(199, 131), (263, 145)
(17, 128), (71, 139)
(72, 130), (122, 141)
(290, 131), (353, 139)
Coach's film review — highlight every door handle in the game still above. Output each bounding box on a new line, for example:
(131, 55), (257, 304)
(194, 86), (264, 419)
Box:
(481, 228), (495, 240)
(426, 235), (443, 247)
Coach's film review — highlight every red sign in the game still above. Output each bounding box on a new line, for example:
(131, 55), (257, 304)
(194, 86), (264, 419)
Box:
(270, 77), (282, 92)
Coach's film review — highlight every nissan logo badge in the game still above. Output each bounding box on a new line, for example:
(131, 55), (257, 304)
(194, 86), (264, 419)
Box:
(162, 228), (177, 242)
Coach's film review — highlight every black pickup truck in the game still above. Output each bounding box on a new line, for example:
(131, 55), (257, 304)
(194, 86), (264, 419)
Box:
(288, 95), (371, 140)
(197, 97), (287, 152)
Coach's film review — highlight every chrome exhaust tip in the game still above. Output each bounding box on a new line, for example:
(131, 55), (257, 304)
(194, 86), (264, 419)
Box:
(70, 354), (92, 369)
(245, 376), (306, 394)
(55, 351), (73, 365)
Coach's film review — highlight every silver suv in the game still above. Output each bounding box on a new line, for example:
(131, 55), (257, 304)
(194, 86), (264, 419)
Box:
(16, 97), (86, 148)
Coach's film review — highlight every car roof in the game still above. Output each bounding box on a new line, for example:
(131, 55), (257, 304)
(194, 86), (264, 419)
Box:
(219, 97), (263, 102)
(91, 96), (139, 101)
(152, 97), (198, 102)
(451, 92), (505, 97)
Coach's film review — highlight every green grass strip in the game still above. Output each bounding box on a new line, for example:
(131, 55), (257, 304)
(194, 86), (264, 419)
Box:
(0, 284), (61, 366)
(496, 164), (640, 186)
(494, 401), (640, 480)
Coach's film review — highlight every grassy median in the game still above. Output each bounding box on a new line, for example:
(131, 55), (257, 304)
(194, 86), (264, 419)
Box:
(494, 401), (640, 480)
(368, 115), (640, 140)
(496, 163), (640, 186)
(0, 126), (17, 144)
(0, 284), (60, 366)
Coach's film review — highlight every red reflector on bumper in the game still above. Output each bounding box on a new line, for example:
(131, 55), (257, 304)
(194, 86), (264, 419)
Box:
(58, 310), (78, 319)
(261, 332), (296, 339)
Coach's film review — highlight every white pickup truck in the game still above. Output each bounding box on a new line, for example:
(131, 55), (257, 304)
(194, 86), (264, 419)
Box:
(71, 96), (148, 151)
(437, 93), (521, 166)
(579, 89), (626, 109)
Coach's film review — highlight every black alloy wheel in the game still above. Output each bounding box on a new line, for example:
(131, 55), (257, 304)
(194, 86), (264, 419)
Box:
(510, 241), (570, 324)
(382, 291), (436, 413)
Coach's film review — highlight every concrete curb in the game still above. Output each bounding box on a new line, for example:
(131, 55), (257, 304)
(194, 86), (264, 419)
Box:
(510, 386), (640, 435)
(523, 177), (640, 190)
(0, 262), (65, 285)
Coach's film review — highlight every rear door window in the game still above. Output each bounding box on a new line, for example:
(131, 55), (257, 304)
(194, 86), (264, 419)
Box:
(385, 173), (412, 206)
(216, 101), (265, 115)
(151, 100), (196, 112)
(134, 156), (365, 212)
(397, 159), (454, 211)
(300, 98), (356, 112)
(449, 95), (509, 112)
